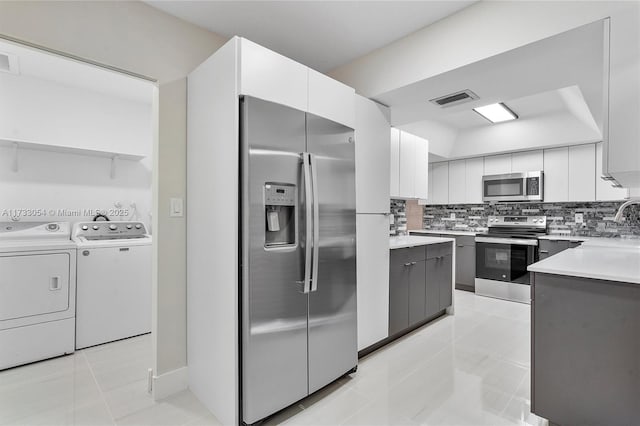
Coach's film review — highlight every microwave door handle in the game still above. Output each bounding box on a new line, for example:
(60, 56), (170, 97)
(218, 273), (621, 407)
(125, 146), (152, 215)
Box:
(302, 152), (313, 294)
(310, 153), (320, 293)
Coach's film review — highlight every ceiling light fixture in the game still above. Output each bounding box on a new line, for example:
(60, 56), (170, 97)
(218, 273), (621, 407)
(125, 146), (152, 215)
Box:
(473, 103), (518, 123)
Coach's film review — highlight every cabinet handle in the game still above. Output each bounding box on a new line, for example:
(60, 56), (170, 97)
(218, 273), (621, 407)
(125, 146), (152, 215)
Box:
(539, 250), (549, 254)
(404, 262), (411, 267)
(410, 261), (416, 265)
(457, 245), (464, 247)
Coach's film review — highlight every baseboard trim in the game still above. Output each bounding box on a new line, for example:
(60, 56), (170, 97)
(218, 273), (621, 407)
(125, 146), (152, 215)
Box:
(152, 366), (188, 400)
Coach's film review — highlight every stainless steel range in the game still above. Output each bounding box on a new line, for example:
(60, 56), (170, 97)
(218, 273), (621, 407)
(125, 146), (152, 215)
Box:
(475, 215), (547, 304)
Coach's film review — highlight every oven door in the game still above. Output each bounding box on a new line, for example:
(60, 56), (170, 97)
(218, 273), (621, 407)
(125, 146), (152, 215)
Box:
(475, 237), (537, 284)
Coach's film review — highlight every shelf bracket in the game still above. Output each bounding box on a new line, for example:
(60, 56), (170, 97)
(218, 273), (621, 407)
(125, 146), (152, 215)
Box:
(110, 155), (118, 179)
(11, 142), (18, 172)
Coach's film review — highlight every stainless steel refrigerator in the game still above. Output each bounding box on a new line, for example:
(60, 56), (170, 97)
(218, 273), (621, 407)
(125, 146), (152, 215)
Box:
(240, 96), (357, 424)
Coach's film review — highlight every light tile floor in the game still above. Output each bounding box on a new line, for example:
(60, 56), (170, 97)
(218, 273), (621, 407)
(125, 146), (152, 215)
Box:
(0, 291), (547, 425)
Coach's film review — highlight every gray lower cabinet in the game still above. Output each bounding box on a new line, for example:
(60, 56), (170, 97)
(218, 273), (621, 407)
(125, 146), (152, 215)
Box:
(532, 272), (640, 425)
(408, 260), (426, 326)
(388, 249), (410, 336)
(453, 236), (475, 291)
(389, 243), (453, 336)
(539, 239), (582, 260)
(410, 232), (475, 291)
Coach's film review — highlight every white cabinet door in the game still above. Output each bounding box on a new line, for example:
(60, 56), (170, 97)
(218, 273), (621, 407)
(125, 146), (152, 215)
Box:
(390, 128), (400, 198)
(354, 95), (390, 213)
(512, 150), (543, 172)
(596, 143), (629, 201)
(465, 157), (485, 204)
(308, 68), (355, 128)
(414, 135), (429, 199)
(239, 38), (308, 112)
(431, 162), (449, 205)
(356, 214), (390, 350)
(568, 144), (596, 202)
(448, 160), (466, 204)
(484, 154), (512, 175)
(399, 132), (416, 198)
(544, 147), (569, 202)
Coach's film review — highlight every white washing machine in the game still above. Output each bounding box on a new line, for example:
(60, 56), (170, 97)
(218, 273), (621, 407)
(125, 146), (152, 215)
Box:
(0, 222), (76, 370)
(72, 221), (151, 349)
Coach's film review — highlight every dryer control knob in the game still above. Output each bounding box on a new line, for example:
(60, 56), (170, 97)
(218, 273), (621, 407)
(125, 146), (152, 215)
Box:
(92, 225), (99, 230)
(109, 224), (118, 231)
(135, 224), (142, 229)
(126, 224), (133, 229)
(81, 225), (89, 231)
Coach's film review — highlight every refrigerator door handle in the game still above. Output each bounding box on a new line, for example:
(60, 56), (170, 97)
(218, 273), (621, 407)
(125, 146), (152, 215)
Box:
(310, 153), (320, 292)
(302, 152), (313, 293)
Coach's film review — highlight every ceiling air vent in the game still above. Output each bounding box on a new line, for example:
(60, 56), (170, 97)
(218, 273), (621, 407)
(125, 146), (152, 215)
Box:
(0, 52), (19, 75)
(429, 90), (479, 108)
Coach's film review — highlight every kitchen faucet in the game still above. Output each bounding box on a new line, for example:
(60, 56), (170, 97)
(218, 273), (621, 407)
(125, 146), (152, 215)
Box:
(613, 198), (640, 223)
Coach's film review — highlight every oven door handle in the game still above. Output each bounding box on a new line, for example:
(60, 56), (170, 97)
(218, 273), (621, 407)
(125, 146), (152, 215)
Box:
(475, 236), (539, 246)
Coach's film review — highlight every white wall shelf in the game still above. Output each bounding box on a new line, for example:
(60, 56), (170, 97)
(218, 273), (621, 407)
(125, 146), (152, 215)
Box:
(1, 137), (146, 178)
(1, 137), (146, 161)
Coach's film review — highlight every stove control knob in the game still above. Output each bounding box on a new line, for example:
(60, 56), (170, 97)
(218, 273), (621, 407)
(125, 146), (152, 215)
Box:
(135, 224), (142, 229)
(81, 225), (89, 231)
(109, 224), (118, 231)
(126, 224), (133, 230)
(92, 225), (99, 230)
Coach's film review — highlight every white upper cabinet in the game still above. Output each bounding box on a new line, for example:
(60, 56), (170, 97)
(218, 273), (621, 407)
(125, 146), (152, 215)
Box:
(430, 162), (449, 205)
(543, 147), (569, 202)
(465, 157), (485, 204)
(389, 128), (400, 198)
(390, 129), (429, 200)
(568, 144), (596, 202)
(448, 160), (466, 204)
(596, 142), (629, 201)
(399, 132), (416, 198)
(308, 68), (355, 128)
(239, 39), (308, 112)
(354, 95), (390, 213)
(239, 38), (355, 127)
(483, 154), (512, 175)
(511, 150), (544, 172)
(414, 135), (429, 200)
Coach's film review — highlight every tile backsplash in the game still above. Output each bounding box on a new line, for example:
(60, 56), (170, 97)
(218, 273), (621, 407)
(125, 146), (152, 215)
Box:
(390, 199), (640, 238)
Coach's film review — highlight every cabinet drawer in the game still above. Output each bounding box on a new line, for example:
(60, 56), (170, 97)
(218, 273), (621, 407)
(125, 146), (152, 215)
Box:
(455, 236), (475, 247)
(392, 246), (426, 263)
(426, 242), (452, 259)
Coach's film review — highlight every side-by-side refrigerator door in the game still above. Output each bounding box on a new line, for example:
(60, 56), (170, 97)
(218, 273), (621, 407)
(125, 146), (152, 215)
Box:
(306, 113), (358, 394)
(241, 96), (309, 424)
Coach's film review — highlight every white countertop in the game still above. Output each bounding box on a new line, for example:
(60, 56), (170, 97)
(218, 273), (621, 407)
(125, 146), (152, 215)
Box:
(528, 244), (640, 284)
(390, 235), (455, 250)
(539, 234), (640, 246)
(410, 229), (478, 237)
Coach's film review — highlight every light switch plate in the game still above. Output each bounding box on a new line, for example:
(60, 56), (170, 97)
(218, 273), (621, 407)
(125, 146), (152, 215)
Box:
(575, 213), (584, 224)
(170, 197), (184, 217)
(450, 213), (456, 220)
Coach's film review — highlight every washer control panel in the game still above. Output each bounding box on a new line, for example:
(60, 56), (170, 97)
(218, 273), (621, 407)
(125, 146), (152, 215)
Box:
(73, 221), (148, 240)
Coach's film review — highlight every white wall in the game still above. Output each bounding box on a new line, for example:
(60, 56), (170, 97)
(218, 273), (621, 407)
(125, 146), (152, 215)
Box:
(0, 0), (227, 393)
(0, 72), (152, 155)
(329, 2), (636, 99)
(0, 146), (152, 224)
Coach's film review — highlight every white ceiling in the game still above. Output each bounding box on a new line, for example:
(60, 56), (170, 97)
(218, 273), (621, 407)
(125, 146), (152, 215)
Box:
(144, 0), (477, 72)
(0, 39), (154, 104)
(377, 19), (607, 161)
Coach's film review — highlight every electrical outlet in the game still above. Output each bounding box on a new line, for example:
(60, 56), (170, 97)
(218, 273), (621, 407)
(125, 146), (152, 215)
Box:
(575, 213), (584, 224)
(450, 213), (456, 220)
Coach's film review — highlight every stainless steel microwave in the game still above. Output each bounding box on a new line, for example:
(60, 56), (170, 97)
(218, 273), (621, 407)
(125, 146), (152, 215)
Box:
(482, 171), (544, 202)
